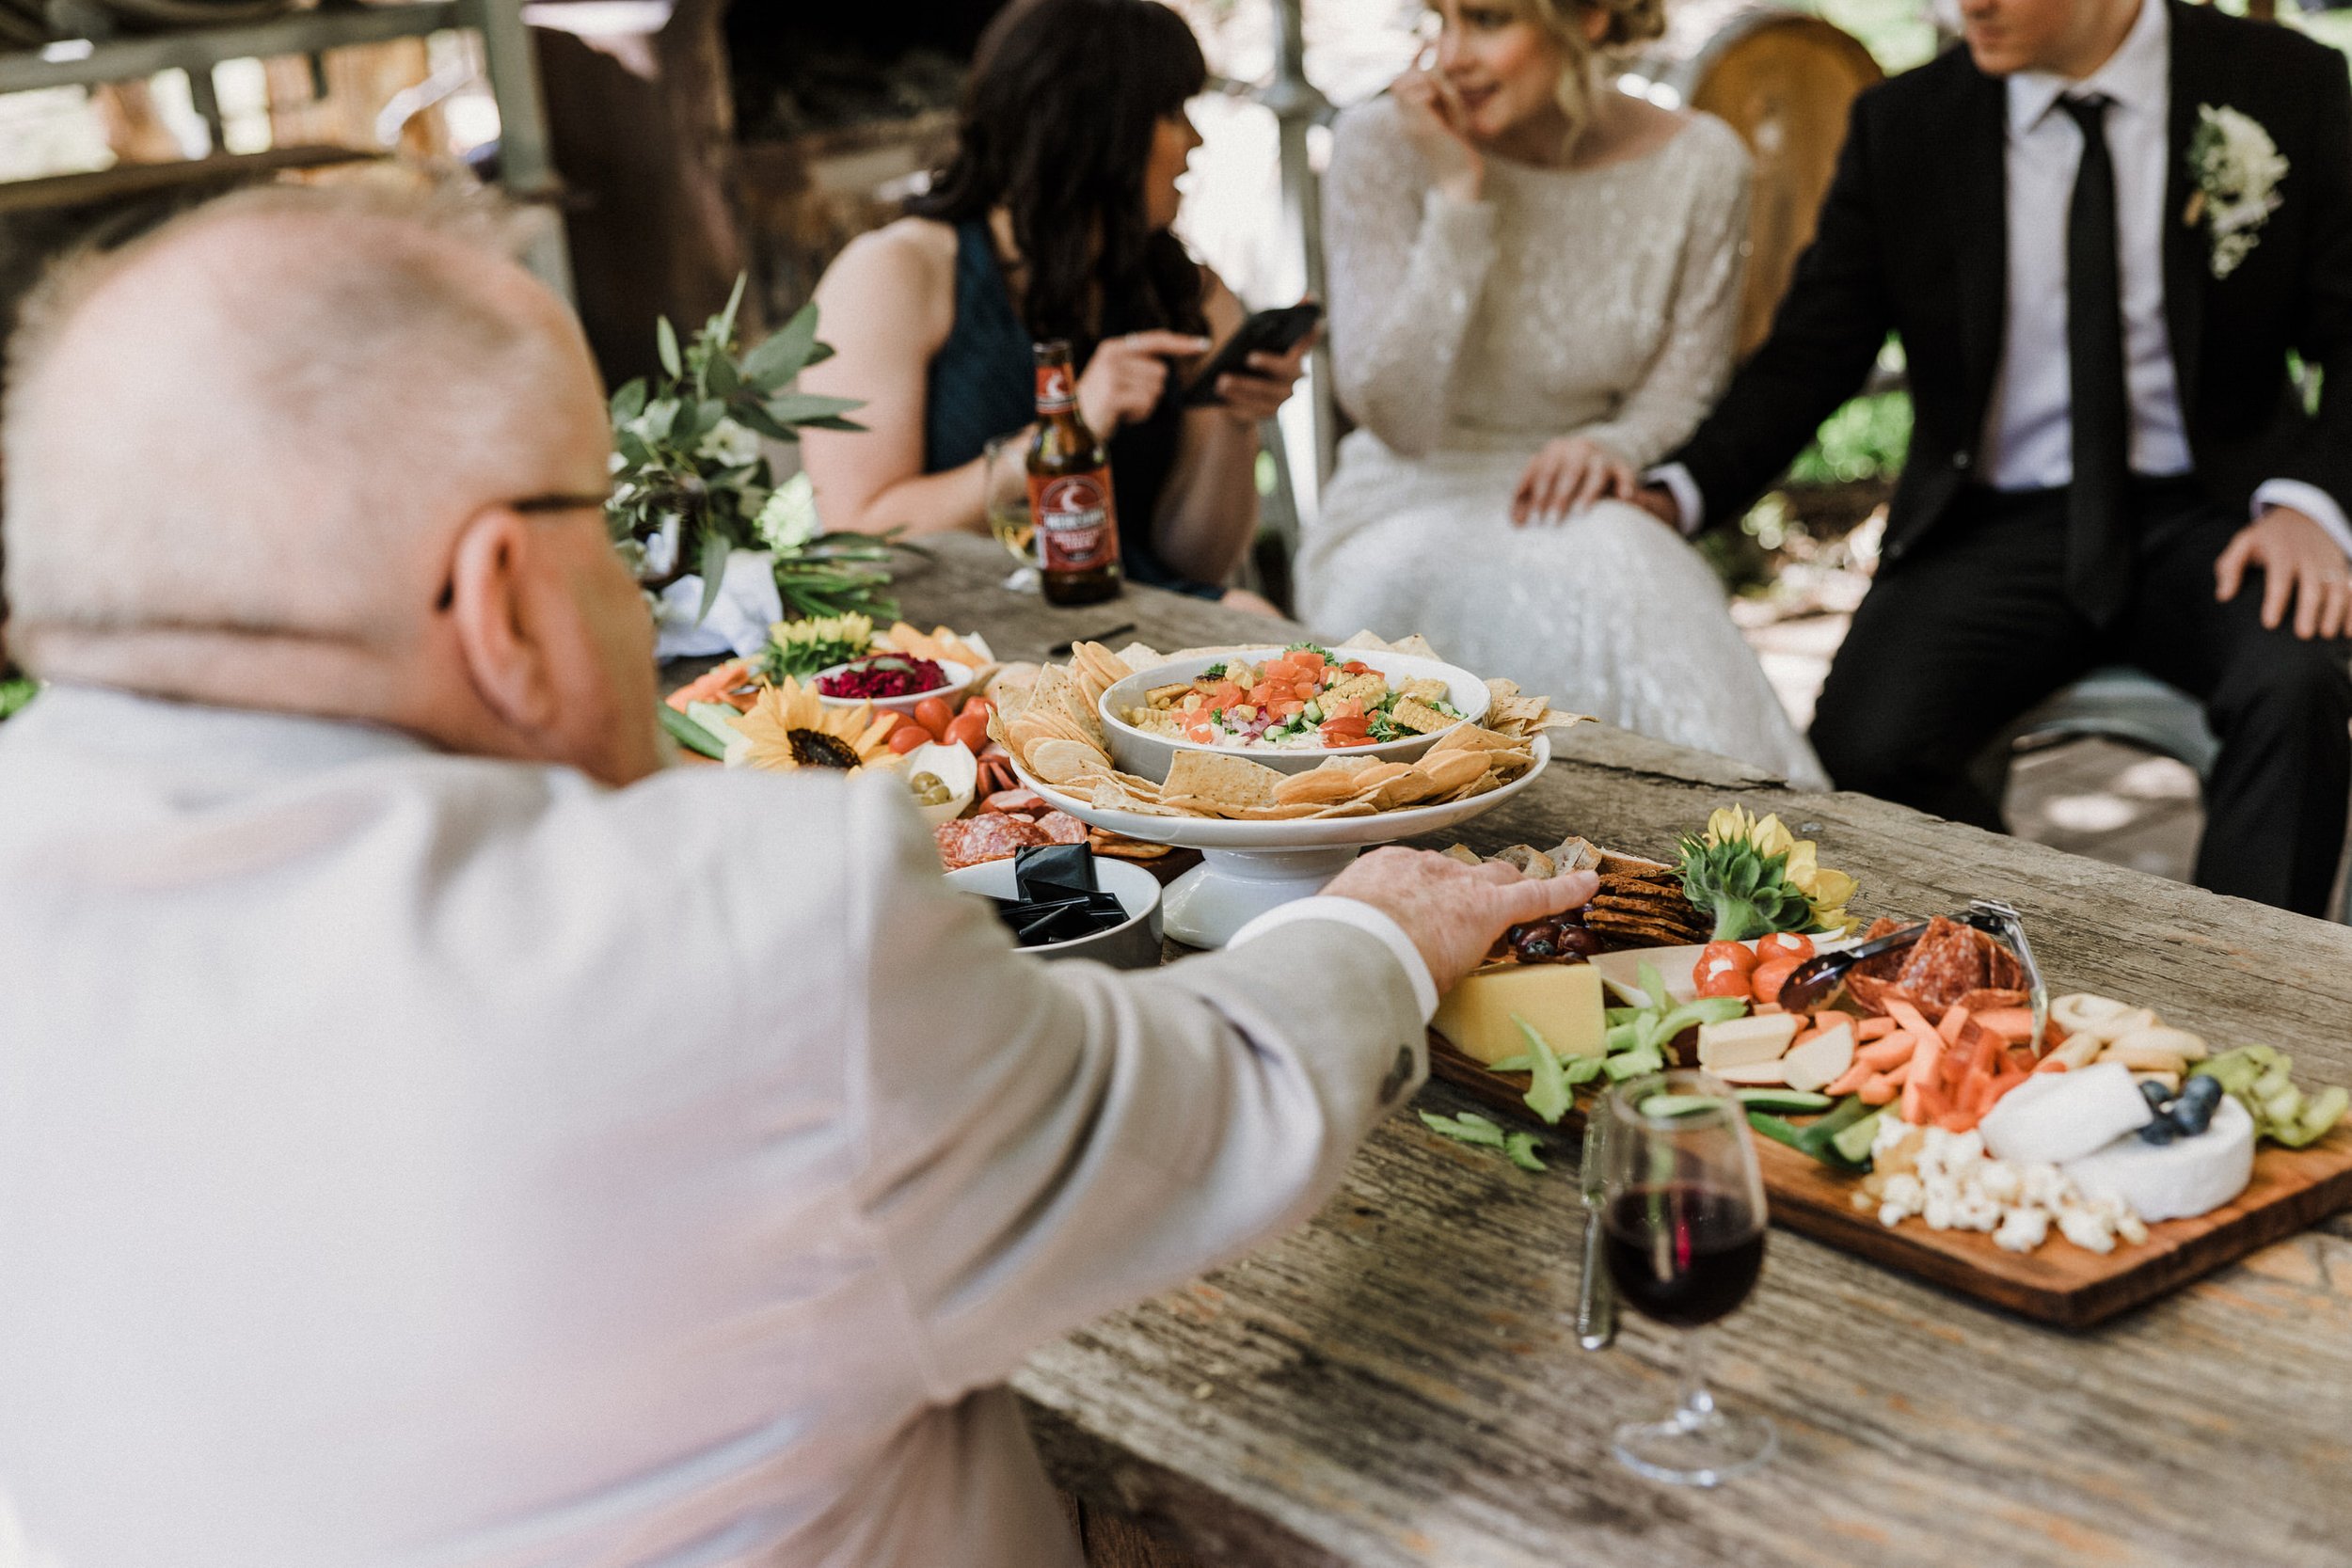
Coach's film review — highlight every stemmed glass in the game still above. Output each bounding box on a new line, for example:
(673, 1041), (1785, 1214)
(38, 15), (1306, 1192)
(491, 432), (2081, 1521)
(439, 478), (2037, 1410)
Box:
(982, 433), (1040, 592)
(1598, 1069), (1776, 1485)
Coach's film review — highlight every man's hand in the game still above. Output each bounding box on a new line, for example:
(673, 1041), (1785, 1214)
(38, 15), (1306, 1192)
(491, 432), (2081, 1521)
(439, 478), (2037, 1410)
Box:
(1511, 436), (1635, 526)
(1325, 848), (1598, 992)
(1629, 483), (1682, 531)
(2216, 505), (2352, 641)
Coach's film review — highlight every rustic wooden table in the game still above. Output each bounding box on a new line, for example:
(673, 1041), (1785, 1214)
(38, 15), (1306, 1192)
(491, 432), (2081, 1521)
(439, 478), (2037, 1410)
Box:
(894, 535), (2352, 1568)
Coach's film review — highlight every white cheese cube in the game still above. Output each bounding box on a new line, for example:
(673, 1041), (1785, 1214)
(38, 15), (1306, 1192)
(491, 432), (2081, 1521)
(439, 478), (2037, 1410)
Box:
(1779, 1022), (1855, 1094)
(1695, 1012), (1801, 1070)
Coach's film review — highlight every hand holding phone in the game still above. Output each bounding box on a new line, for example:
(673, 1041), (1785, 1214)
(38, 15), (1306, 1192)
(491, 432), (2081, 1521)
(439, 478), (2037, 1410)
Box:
(1181, 301), (1324, 408)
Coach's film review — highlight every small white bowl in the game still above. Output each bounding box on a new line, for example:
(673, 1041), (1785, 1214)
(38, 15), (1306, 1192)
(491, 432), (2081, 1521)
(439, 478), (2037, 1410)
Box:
(944, 853), (1164, 969)
(812, 657), (976, 718)
(1097, 647), (1492, 782)
(902, 740), (977, 827)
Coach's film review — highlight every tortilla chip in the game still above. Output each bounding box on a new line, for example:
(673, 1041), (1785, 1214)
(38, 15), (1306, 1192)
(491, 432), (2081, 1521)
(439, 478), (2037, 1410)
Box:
(1275, 764), (1373, 806)
(1309, 800), (1383, 819)
(1114, 641), (1169, 672)
(1089, 780), (1183, 816)
(1372, 769), (1445, 811)
(1224, 801), (1327, 820)
(1433, 724), (1527, 754)
(1029, 738), (1112, 787)
(1414, 747), (1492, 799)
(1161, 750), (1282, 811)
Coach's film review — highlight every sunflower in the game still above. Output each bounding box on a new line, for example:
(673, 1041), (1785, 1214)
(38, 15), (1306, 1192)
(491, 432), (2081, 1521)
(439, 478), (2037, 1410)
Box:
(725, 677), (904, 775)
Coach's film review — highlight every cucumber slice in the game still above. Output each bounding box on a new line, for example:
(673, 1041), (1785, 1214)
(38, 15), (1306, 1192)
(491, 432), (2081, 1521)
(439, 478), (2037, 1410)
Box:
(1733, 1088), (1834, 1114)
(659, 704), (727, 760)
(1829, 1109), (1884, 1166)
(1642, 1092), (1730, 1118)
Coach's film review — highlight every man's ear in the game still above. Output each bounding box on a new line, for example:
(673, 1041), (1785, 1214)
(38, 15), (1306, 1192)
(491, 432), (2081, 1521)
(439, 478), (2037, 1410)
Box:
(446, 505), (560, 736)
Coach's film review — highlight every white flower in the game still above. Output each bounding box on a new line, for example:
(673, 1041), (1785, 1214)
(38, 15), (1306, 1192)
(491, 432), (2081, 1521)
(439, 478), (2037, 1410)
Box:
(2189, 104), (2288, 279)
(755, 470), (821, 553)
(697, 417), (763, 469)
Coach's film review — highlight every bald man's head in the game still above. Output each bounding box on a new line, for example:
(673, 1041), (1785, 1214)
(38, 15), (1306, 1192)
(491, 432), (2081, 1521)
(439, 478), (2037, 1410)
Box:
(0, 181), (664, 786)
(4, 180), (606, 649)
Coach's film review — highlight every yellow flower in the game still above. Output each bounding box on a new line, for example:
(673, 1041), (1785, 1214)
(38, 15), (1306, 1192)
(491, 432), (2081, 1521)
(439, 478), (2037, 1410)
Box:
(1705, 804), (1857, 933)
(726, 677), (903, 774)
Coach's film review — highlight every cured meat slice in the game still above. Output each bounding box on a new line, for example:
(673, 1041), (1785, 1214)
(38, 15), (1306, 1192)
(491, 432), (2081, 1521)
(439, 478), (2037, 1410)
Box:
(982, 788), (1048, 816)
(936, 814), (1054, 870)
(1034, 810), (1090, 845)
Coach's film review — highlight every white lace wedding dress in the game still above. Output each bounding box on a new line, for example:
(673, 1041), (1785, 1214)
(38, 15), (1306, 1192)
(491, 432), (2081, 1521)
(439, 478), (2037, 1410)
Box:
(1297, 97), (1826, 786)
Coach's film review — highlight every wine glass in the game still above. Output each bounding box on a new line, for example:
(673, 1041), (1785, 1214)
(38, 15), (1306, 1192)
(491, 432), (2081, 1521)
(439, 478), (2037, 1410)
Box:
(982, 434), (1040, 592)
(1598, 1069), (1776, 1485)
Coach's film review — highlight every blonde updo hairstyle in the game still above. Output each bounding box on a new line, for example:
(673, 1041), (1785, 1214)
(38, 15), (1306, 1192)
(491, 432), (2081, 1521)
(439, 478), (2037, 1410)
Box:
(1510, 0), (1668, 154)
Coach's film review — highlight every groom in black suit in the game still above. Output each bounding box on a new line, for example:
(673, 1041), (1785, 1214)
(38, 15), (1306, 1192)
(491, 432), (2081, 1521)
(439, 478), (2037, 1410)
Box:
(1637, 0), (2352, 915)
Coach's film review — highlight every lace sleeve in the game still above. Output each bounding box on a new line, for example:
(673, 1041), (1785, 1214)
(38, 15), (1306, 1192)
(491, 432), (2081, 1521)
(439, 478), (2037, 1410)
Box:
(1323, 100), (1500, 458)
(1578, 122), (1753, 471)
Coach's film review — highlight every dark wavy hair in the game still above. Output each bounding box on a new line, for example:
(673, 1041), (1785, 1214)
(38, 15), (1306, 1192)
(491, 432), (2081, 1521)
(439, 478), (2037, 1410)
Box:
(908, 0), (1209, 352)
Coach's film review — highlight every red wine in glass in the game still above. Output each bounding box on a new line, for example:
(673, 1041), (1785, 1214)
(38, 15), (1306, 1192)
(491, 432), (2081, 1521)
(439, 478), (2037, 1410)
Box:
(1602, 1185), (1765, 1329)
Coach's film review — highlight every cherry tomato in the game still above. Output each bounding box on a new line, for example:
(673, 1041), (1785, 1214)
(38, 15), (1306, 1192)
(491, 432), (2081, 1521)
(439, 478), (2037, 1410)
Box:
(1699, 940), (1759, 975)
(1756, 932), (1816, 963)
(913, 696), (956, 740)
(946, 709), (992, 752)
(1750, 958), (1803, 1006)
(886, 723), (930, 756)
(1696, 964), (1754, 1001)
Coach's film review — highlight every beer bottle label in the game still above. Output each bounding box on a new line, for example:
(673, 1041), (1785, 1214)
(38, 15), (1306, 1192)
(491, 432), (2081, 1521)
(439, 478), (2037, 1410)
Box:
(1029, 469), (1119, 572)
(1034, 361), (1077, 416)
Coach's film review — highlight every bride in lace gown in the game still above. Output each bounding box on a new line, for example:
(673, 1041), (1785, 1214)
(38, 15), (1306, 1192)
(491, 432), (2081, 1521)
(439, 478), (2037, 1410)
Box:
(1296, 0), (1824, 785)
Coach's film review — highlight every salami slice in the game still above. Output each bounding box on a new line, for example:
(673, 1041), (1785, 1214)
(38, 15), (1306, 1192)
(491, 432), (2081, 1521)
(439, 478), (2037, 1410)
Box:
(936, 814), (1054, 870)
(982, 788), (1048, 816)
(1894, 916), (1989, 1013)
(1035, 809), (1090, 845)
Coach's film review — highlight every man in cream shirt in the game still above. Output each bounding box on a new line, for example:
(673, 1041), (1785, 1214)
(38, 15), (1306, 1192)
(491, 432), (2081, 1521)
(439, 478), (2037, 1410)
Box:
(0, 186), (1590, 1568)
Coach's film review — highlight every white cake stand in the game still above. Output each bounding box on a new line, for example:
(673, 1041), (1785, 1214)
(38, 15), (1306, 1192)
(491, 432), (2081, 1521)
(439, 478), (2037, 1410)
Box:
(1014, 736), (1551, 947)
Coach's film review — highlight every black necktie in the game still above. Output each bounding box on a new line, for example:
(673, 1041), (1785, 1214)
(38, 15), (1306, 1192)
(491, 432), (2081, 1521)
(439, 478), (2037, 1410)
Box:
(2061, 94), (2132, 628)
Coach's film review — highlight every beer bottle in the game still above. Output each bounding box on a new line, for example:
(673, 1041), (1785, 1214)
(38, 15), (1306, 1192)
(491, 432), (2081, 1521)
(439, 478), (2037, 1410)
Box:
(1026, 340), (1122, 606)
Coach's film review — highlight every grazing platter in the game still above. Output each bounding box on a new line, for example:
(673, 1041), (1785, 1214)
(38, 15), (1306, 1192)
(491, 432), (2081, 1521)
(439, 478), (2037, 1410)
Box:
(1420, 815), (2352, 1328)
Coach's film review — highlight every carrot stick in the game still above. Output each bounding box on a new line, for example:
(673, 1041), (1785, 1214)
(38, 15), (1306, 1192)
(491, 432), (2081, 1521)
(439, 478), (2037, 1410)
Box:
(1972, 1008), (2036, 1043)
(1960, 1068), (1998, 1118)
(1881, 1058), (1913, 1087)
(1826, 1060), (1876, 1097)
(1858, 1073), (1899, 1106)
(1856, 1017), (1899, 1041)
(1856, 1035), (1916, 1071)
(1935, 1005), (1972, 1046)
(1898, 1072), (1926, 1122)
(1935, 1109), (1979, 1134)
(1886, 1000), (1938, 1042)
(2032, 1054), (2072, 1074)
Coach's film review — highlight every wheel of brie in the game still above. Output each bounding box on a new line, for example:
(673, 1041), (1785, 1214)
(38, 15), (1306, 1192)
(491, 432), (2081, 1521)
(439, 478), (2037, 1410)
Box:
(2062, 1094), (2256, 1223)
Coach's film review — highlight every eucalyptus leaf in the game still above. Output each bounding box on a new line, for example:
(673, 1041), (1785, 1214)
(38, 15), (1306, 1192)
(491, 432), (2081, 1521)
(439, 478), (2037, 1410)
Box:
(733, 404), (796, 443)
(694, 530), (731, 622)
(712, 273), (747, 357)
(743, 301), (821, 388)
(765, 390), (866, 425)
(610, 378), (647, 422)
(705, 348), (740, 399)
(656, 316), (682, 380)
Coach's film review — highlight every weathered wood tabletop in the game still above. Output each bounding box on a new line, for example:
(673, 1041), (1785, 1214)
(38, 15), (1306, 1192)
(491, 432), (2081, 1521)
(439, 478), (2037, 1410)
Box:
(896, 535), (2352, 1568)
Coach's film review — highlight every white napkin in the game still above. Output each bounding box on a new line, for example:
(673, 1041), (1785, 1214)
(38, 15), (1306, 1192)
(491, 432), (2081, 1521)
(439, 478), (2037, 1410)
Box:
(654, 548), (785, 660)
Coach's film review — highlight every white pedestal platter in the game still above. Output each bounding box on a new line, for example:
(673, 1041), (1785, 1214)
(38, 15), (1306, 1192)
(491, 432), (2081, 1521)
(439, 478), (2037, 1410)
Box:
(1014, 735), (1552, 947)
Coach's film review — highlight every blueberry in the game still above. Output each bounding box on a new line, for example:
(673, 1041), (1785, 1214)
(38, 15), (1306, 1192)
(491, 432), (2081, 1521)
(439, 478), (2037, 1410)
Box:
(2139, 1080), (2174, 1113)
(2138, 1117), (2183, 1145)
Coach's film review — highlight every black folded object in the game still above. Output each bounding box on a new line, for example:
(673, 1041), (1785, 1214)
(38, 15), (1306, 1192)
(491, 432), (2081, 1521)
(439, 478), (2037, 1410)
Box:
(989, 846), (1130, 947)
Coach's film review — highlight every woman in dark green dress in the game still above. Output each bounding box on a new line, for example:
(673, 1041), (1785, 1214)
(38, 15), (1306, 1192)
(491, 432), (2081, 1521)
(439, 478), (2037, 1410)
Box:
(799, 0), (1311, 605)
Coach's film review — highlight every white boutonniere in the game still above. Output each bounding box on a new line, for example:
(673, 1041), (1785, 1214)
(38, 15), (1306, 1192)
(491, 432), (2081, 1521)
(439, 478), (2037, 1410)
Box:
(2184, 104), (2288, 279)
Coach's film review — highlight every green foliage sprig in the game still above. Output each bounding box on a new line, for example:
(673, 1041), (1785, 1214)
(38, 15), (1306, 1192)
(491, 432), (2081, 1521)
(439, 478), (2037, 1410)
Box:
(606, 277), (899, 624)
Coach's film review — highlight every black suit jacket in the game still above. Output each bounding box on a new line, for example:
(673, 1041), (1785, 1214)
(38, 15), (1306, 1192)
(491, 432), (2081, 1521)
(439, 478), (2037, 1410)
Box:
(1666, 1), (2352, 570)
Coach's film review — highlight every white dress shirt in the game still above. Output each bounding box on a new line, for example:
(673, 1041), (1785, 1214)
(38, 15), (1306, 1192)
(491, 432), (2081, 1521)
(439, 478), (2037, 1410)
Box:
(1654, 0), (2352, 559)
(0, 687), (1433, 1568)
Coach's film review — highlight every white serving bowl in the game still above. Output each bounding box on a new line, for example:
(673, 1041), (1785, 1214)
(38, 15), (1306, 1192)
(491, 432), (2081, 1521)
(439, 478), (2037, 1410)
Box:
(812, 657), (976, 718)
(944, 854), (1164, 970)
(1097, 647), (1491, 783)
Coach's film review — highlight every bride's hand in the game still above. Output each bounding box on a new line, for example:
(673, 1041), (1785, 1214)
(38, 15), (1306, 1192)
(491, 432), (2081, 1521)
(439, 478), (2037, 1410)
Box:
(1391, 67), (1485, 204)
(1512, 437), (1636, 526)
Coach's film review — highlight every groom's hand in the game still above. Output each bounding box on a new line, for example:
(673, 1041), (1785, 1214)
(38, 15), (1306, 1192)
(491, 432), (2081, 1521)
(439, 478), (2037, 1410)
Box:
(2216, 505), (2352, 641)
(1630, 483), (1682, 531)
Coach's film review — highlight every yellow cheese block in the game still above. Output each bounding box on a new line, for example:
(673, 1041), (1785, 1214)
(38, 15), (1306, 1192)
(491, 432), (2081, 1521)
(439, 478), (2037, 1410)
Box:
(1432, 961), (1606, 1067)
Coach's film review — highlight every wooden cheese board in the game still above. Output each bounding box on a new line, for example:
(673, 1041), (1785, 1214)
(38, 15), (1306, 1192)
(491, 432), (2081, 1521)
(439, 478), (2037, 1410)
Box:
(1429, 1037), (2352, 1328)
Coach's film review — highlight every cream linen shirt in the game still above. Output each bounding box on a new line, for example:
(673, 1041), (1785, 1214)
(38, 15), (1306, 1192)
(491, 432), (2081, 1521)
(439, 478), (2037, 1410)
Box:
(0, 687), (1431, 1568)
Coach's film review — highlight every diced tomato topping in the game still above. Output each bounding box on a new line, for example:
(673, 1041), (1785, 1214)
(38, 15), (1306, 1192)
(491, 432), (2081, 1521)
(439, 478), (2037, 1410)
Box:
(1341, 660), (1371, 675)
(1273, 700), (1307, 717)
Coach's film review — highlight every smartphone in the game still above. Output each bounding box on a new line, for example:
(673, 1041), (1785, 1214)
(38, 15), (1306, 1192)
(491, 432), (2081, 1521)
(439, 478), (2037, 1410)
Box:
(1181, 301), (1324, 407)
